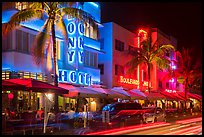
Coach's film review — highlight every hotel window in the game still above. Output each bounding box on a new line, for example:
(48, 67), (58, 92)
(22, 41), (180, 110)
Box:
(115, 64), (124, 75)
(90, 52), (94, 67)
(29, 33), (35, 53)
(143, 71), (147, 81)
(2, 31), (12, 51)
(2, 71), (10, 80)
(98, 64), (104, 75)
(57, 40), (61, 60)
(93, 53), (98, 67)
(166, 82), (169, 88)
(84, 22), (98, 40)
(84, 50), (89, 66)
(15, 2), (29, 10)
(22, 31), (29, 53)
(84, 50), (97, 68)
(99, 38), (104, 50)
(16, 29), (23, 51)
(115, 39), (124, 51)
(159, 80), (162, 88)
(84, 23), (90, 38)
(176, 82), (179, 89)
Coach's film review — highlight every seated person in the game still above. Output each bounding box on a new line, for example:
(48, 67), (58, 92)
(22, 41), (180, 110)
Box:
(36, 108), (44, 120)
(48, 109), (56, 123)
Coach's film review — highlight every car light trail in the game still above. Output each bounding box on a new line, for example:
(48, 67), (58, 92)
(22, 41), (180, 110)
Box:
(183, 128), (202, 135)
(86, 122), (171, 135)
(164, 125), (201, 135)
(176, 117), (202, 124)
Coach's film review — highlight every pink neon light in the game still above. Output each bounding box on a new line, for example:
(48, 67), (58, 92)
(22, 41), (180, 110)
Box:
(165, 89), (176, 93)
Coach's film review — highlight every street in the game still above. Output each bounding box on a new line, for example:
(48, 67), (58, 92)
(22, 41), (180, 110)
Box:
(86, 116), (202, 135)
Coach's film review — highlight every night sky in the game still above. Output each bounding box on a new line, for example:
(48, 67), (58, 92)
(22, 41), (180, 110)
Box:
(100, 2), (202, 56)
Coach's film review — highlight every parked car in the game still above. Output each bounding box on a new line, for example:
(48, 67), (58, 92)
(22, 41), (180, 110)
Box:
(142, 107), (166, 123)
(89, 102), (144, 130)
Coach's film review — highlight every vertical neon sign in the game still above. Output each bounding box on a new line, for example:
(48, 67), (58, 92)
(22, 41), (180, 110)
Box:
(67, 19), (84, 67)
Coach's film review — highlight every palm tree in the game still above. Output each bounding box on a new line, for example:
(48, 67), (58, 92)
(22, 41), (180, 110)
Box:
(173, 47), (202, 110)
(126, 28), (175, 93)
(2, 2), (97, 113)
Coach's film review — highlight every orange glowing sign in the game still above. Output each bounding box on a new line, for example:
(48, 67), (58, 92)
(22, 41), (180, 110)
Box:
(119, 76), (139, 86)
(142, 81), (151, 87)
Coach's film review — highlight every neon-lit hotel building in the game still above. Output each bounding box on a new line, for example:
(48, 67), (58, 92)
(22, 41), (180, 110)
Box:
(2, 2), (102, 111)
(98, 22), (181, 94)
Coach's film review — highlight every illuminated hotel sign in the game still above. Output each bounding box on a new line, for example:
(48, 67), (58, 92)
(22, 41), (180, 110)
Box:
(58, 69), (92, 86)
(67, 20), (84, 66)
(119, 76), (139, 86)
(142, 81), (151, 87)
(119, 76), (152, 88)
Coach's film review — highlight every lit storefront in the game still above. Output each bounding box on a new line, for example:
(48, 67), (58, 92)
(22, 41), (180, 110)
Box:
(2, 2), (102, 112)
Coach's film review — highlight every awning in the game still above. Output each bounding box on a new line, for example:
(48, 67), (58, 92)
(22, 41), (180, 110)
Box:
(160, 91), (179, 101)
(84, 86), (109, 95)
(84, 86), (128, 99)
(129, 89), (147, 100)
(188, 93), (202, 101)
(144, 91), (167, 100)
(2, 79), (27, 90)
(176, 92), (192, 101)
(111, 87), (130, 97)
(2, 78), (69, 94)
(59, 83), (106, 98)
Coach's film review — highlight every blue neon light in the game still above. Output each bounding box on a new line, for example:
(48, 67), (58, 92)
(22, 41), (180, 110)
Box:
(78, 22), (84, 35)
(85, 44), (100, 51)
(89, 2), (99, 8)
(67, 51), (75, 64)
(67, 22), (76, 35)
(58, 69), (92, 85)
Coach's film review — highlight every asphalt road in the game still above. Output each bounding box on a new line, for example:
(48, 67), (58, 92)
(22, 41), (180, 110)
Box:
(125, 120), (202, 135)
(86, 115), (202, 135)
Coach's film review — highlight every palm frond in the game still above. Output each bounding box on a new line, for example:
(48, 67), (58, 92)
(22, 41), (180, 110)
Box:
(55, 18), (68, 44)
(32, 19), (51, 65)
(154, 56), (171, 70)
(62, 7), (95, 24)
(3, 8), (42, 36)
(126, 57), (146, 74)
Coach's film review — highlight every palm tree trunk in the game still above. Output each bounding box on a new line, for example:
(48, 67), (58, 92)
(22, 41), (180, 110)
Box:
(148, 63), (151, 93)
(184, 77), (188, 111)
(51, 21), (59, 113)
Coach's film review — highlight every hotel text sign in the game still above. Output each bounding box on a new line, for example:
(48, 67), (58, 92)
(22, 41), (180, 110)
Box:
(67, 21), (84, 65)
(59, 69), (92, 86)
(119, 76), (151, 87)
(119, 76), (139, 86)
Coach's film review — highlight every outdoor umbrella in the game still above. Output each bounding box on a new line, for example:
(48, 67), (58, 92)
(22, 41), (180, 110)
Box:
(144, 91), (167, 100)
(177, 92), (201, 101)
(129, 89), (147, 100)
(3, 78), (69, 94)
(59, 83), (106, 98)
(111, 87), (130, 99)
(160, 91), (178, 101)
(85, 86), (129, 99)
